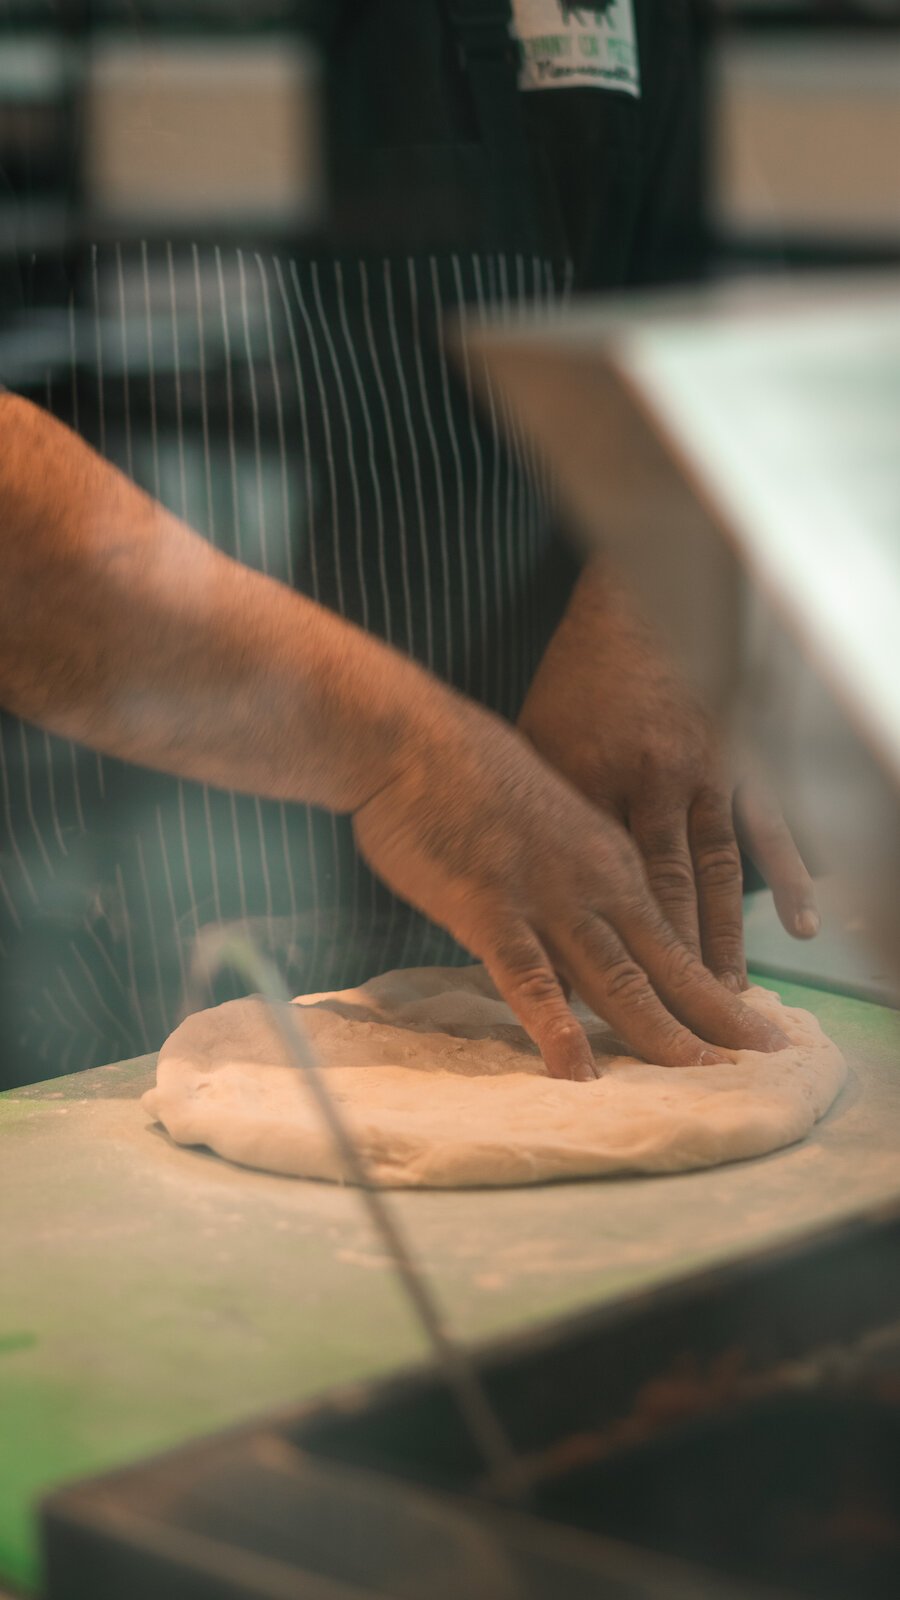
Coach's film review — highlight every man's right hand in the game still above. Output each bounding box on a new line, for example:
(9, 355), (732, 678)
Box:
(353, 689), (789, 1081)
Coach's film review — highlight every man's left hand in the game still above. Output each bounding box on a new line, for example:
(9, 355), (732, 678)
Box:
(519, 566), (819, 992)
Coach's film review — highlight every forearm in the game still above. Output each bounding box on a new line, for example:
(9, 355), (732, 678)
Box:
(0, 394), (439, 811)
(547, 559), (647, 648)
(521, 559), (647, 718)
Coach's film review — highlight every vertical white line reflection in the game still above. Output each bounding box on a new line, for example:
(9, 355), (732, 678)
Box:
(273, 257), (322, 983)
(140, 241), (161, 497)
(191, 245), (216, 536)
(17, 722), (53, 877)
(43, 984), (77, 1070)
(114, 865), (152, 1052)
(166, 242), (189, 520)
(90, 244), (106, 459)
(333, 258), (392, 985)
(68, 742), (86, 834)
(334, 260), (391, 635)
(84, 921), (131, 1009)
(191, 243), (226, 963)
(411, 257), (453, 678)
(90, 248), (108, 802)
(311, 259), (370, 987)
(58, 967), (111, 1061)
(379, 261), (431, 970)
(288, 258), (346, 981)
(255, 253), (302, 933)
(255, 254), (294, 586)
(496, 255), (524, 703)
(0, 862), (22, 930)
(288, 259), (345, 612)
(67, 291), (79, 433)
(435, 256), (480, 700)
(115, 243), (134, 478)
(441, 252), (480, 697)
(0, 729), (37, 905)
(384, 260), (433, 669)
(171, 245), (222, 973)
(177, 777), (205, 965)
(214, 245), (243, 563)
(155, 805), (189, 1002)
(136, 832), (168, 1036)
(358, 259), (414, 653)
(236, 249), (268, 575)
(470, 255), (509, 716)
(71, 943), (130, 1040)
(237, 249), (278, 949)
(42, 730), (67, 858)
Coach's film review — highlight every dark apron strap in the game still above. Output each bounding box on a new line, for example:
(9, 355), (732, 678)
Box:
(441, 0), (540, 252)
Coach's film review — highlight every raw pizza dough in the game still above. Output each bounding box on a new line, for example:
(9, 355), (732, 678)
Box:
(142, 964), (847, 1188)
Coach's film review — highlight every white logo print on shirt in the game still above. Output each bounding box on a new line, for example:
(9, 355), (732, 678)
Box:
(511, 0), (641, 98)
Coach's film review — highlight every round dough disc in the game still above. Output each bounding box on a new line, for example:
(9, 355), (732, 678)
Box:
(143, 964), (846, 1188)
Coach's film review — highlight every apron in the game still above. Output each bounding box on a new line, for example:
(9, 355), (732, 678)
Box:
(0, 1), (583, 1082)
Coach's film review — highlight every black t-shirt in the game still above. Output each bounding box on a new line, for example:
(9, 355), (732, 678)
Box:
(1, 0), (705, 296)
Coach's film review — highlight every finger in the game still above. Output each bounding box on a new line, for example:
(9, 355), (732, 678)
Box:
(689, 788), (748, 993)
(735, 779), (820, 940)
(612, 885), (790, 1054)
(628, 802), (701, 956)
(552, 913), (730, 1069)
(478, 923), (597, 1081)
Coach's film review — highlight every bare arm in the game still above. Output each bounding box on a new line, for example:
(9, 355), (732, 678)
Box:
(0, 392), (429, 811)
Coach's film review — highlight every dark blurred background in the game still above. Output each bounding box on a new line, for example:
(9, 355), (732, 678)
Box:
(2, 1), (899, 293)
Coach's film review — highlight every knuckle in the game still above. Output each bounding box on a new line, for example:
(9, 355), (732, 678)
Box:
(506, 962), (562, 1009)
(695, 841), (742, 889)
(491, 930), (532, 967)
(604, 959), (651, 1006)
(605, 852), (652, 910)
(647, 855), (696, 901)
(708, 934), (744, 967)
(663, 942), (704, 995)
(638, 743), (691, 791)
(569, 912), (602, 948)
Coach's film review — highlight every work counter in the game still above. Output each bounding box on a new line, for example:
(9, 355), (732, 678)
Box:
(2, 975), (898, 1595)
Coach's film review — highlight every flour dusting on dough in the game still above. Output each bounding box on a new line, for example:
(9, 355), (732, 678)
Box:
(142, 965), (847, 1188)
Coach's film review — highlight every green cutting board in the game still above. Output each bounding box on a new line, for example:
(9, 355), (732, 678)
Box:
(1, 977), (898, 1594)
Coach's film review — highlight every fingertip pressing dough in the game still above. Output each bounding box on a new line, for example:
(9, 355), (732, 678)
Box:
(142, 964), (847, 1188)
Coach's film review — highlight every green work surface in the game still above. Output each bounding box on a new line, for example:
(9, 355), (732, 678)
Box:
(2, 979), (899, 1595)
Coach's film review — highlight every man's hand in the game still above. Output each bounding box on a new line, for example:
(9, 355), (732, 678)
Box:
(354, 690), (789, 1080)
(0, 400), (792, 1080)
(518, 566), (819, 992)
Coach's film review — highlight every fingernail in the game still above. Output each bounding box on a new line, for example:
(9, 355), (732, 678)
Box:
(720, 972), (742, 994)
(699, 1049), (730, 1065)
(795, 909), (820, 938)
(571, 1060), (596, 1082)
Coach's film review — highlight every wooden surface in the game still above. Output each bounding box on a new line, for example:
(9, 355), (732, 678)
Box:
(1, 977), (898, 1594)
